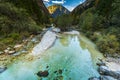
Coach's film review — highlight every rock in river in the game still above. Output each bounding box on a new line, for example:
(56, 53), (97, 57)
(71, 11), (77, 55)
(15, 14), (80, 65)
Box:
(37, 70), (49, 77)
(0, 67), (7, 73)
(100, 76), (117, 80)
(98, 66), (120, 79)
(88, 77), (100, 80)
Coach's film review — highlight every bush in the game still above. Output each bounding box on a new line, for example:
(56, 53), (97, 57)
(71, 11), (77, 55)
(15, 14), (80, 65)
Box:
(79, 8), (105, 32)
(0, 2), (44, 50)
(78, 7), (120, 57)
(96, 34), (119, 56)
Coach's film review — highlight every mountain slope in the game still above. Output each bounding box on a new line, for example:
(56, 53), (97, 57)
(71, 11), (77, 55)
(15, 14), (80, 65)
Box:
(0, 0), (50, 50)
(1, 0), (50, 24)
(72, 0), (95, 15)
(48, 5), (70, 18)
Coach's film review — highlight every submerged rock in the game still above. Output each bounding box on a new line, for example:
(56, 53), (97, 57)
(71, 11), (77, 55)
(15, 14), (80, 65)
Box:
(100, 76), (117, 80)
(88, 77), (100, 80)
(54, 76), (63, 80)
(37, 70), (49, 77)
(98, 66), (120, 79)
(0, 67), (7, 73)
(58, 69), (62, 74)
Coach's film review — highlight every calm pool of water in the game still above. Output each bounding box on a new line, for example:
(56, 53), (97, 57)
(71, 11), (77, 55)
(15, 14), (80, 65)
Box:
(0, 35), (103, 80)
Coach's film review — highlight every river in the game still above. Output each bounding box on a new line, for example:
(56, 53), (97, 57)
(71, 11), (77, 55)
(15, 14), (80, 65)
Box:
(0, 34), (103, 80)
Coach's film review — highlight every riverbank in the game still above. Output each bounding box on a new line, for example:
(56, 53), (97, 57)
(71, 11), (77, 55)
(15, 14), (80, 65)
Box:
(89, 57), (120, 80)
(31, 30), (57, 55)
(0, 34), (41, 69)
(0, 28), (60, 71)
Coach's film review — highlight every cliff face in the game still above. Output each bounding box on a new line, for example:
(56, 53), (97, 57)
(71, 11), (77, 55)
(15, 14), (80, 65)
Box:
(48, 5), (70, 18)
(36, 0), (49, 15)
(72, 0), (95, 15)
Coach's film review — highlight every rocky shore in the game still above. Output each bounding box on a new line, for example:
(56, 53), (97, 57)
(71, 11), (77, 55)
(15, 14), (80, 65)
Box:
(31, 28), (60, 55)
(89, 58), (120, 80)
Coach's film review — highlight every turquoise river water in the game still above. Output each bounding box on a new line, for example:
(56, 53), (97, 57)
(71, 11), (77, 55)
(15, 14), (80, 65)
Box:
(0, 34), (103, 80)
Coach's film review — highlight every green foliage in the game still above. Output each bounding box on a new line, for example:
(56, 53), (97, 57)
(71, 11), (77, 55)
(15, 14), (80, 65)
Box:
(96, 0), (115, 19)
(96, 34), (120, 56)
(79, 8), (104, 32)
(0, 2), (45, 50)
(0, 2), (41, 34)
(0, 0), (49, 24)
(78, 6), (120, 57)
(54, 14), (73, 31)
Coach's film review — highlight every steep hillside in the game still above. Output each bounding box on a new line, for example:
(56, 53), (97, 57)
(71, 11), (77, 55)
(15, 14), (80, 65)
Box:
(48, 5), (70, 18)
(72, 0), (120, 57)
(72, 0), (95, 15)
(0, 0), (50, 24)
(71, 0), (95, 25)
(0, 0), (50, 50)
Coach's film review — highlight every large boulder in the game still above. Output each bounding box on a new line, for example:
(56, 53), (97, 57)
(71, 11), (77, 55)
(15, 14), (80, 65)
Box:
(98, 66), (110, 75)
(100, 76), (117, 80)
(108, 71), (120, 79)
(98, 66), (120, 79)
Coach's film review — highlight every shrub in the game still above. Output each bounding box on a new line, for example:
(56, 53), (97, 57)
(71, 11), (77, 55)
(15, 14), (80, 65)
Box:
(96, 34), (119, 56)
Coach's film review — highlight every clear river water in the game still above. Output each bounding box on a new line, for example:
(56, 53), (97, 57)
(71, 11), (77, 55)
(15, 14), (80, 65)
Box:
(0, 34), (103, 80)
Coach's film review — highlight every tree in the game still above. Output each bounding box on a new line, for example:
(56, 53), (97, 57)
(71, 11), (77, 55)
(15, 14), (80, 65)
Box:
(96, 0), (115, 19)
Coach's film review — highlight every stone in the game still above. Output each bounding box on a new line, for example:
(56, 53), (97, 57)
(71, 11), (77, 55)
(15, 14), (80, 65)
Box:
(37, 70), (49, 77)
(96, 62), (105, 66)
(0, 67), (7, 73)
(54, 76), (63, 80)
(58, 69), (62, 74)
(100, 76), (117, 80)
(98, 66), (120, 79)
(98, 66), (110, 75)
(54, 71), (57, 73)
(7, 47), (11, 50)
(52, 28), (61, 33)
(14, 44), (23, 49)
(88, 77), (100, 80)
(4, 49), (9, 53)
(31, 31), (57, 55)
(108, 71), (120, 79)
(46, 66), (49, 68)
(8, 51), (16, 55)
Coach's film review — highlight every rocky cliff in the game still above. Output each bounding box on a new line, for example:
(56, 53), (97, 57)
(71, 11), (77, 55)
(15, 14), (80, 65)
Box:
(72, 0), (95, 15)
(36, 0), (49, 15)
(48, 5), (70, 18)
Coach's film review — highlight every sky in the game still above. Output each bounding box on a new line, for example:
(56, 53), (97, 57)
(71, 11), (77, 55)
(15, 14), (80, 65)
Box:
(43, 0), (86, 11)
